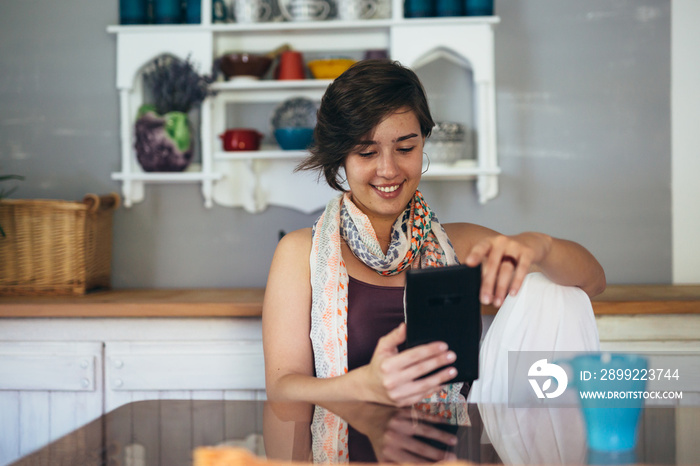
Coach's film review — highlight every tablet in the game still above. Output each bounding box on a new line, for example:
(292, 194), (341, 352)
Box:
(405, 264), (481, 384)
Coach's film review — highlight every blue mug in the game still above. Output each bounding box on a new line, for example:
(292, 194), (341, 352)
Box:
(404, 0), (434, 17)
(120, 0), (148, 24)
(154, 0), (183, 23)
(186, 0), (202, 23)
(565, 353), (648, 452)
(437, 0), (463, 16)
(464, 0), (493, 16)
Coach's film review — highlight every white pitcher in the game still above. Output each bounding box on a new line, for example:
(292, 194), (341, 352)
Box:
(278, 0), (330, 21)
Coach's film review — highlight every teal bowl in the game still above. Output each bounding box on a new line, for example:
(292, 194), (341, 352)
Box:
(274, 127), (314, 151)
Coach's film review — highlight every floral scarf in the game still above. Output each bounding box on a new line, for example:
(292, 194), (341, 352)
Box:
(309, 190), (464, 463)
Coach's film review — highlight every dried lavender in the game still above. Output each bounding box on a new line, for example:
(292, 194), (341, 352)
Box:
(142, 55), (215, 115)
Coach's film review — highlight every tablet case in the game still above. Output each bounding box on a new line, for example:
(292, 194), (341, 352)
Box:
(405, 264), (481, 384)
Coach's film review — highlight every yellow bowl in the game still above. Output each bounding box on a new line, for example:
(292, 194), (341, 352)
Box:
(307, 58), (357, 80)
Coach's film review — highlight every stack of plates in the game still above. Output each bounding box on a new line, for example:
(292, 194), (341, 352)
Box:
(271, 97), (317, 130)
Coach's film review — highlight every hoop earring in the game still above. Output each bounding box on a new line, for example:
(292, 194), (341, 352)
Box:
(422, 152), (431, 175)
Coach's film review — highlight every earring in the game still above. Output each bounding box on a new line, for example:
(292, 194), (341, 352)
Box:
(422, 152), (431, 175)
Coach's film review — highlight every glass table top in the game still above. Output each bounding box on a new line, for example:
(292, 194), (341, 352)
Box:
(9, 399), (699, 466)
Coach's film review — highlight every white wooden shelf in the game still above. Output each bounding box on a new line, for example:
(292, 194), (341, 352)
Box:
(214, 149), (306, 161)
(422, 160), (501, 180)
(109, 9), (500, 210)
(111, 172), (223, 182)
(210, 79), (332, 92)
(106, 16), (499, 35)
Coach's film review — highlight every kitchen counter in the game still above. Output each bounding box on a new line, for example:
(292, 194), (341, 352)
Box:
(1, 284), (699, 318)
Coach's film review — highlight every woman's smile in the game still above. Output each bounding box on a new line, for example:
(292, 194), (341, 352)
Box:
(373, 182), (403, 195)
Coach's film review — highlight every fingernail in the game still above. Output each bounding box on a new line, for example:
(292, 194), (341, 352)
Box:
(438, 342), (448, 351)
(481, 294), (491, 305)
(494, 297), (502, 307)
(448, 368), (457, 376)
(446, 351), (456, 361)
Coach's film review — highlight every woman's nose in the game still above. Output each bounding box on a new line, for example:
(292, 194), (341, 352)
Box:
(376, 152), (399, 178)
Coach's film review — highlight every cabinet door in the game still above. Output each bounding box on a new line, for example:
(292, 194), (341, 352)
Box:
(104, 341), (265, 412)
(0, 341), (103, 466)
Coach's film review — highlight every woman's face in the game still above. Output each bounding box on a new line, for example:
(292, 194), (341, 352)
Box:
(343, 107), (424, 225)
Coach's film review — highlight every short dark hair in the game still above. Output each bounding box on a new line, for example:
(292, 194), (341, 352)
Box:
(296, 59), (434, 191)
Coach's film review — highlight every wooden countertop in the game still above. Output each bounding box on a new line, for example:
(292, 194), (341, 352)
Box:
(0, 289), (266, 318)
(1, 285), (699, 318)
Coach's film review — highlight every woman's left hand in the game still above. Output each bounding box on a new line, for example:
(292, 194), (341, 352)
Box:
(464, 233), (552, 307)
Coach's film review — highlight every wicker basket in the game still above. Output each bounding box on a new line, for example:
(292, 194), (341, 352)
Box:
(0, 193), (120, 296)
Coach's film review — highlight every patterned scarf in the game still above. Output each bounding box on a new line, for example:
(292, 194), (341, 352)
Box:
(309, 190), (464, 463)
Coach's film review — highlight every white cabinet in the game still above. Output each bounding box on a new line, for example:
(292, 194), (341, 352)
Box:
(0, 318), (264, 466)
(0, 342), (103, 466)
(105, 340), (265, 411)
(597, 314), (700, 406)
(109, 13), (500, 211)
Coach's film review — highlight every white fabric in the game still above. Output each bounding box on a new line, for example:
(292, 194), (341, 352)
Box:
(468, 272), (598, 465)
(469, 272), (600, 404)
(477, 404), (588, 465)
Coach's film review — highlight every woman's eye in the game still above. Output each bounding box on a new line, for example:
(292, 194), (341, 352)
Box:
(358, 151), (375, 158)
(398, 146), (416, 153)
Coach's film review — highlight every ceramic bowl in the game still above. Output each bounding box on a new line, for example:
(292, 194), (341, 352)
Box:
(219, 53), (273, 80)
(307, 58), (356, 79)
(274, 127), (314, 150)
(219, 128), (264, 151)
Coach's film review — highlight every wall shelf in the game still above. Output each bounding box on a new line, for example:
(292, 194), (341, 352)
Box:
(106, 16), (498, 34)
(109, 7), (500, 211)
(214, 149), (306, 161)
(111, 172), (223, 182)
(210, 79), (332, 92)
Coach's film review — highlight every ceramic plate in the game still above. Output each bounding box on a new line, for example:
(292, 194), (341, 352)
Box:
(271, 97), (318, 130)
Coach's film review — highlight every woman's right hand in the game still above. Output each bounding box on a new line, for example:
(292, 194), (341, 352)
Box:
(360, 323), (457, 406)
(367, 408), (458, 463)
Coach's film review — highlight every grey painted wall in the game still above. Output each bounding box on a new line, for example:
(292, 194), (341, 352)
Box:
(0, 0), (671, 288)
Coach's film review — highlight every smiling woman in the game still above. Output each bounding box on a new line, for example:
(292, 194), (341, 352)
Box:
(263, 60), (606, 412)
(262, 59), (605, 461)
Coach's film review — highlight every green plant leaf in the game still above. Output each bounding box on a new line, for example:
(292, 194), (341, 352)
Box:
(164, 112), (191, 152)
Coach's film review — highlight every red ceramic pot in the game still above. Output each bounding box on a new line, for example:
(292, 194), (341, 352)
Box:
(219, 128), (264, 151)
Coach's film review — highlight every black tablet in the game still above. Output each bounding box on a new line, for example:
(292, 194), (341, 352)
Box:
(405, 264), (481, 384)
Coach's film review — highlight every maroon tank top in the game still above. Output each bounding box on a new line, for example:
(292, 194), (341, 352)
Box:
(346, 275), (405, 371)
(346, 276), (405, 462)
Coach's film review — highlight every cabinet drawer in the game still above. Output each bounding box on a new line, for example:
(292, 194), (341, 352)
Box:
(0, 342), (99, 391)
(105, 341), (264, 391)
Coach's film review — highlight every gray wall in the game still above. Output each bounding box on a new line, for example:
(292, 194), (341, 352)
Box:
(0, 0), (671, 288)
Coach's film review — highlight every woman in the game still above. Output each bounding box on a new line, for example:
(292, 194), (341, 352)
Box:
(263, 60), (605, 408)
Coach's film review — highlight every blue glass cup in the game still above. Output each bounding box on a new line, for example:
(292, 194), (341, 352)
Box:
(567, 353), (648, 452)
